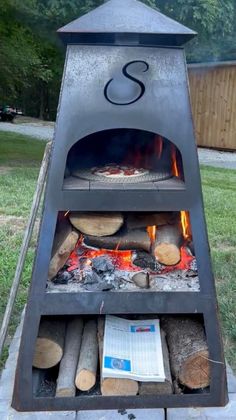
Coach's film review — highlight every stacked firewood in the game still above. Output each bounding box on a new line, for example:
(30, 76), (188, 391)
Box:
(33, 316), (210, 397)
(49, 211), (186, 282)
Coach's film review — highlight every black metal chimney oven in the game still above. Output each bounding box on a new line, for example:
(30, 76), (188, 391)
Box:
(12, 0), (228, 411)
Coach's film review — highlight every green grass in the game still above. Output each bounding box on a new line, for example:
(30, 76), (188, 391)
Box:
(201, 166), (236, 370)
(0, 132), (235, 374)
(0, 130), (45, 166)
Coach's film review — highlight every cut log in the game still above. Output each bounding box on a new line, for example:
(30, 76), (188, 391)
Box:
(69, 212), (124, 237)
(84, 228), (151, 253)
(162, 317), (210, 389)
(126, 212), (178, 230)
(132, 272), (150, 289)
(56, 318), (84, 397)
(155, 224), (182, 266)
(33, 319), (65, 369)
(85, 224), (182, 267)
(97, 318), (138, 396)
(75, 320), (98, 392)
(48, 218), (79, 280)
(139, 330), (173, 395)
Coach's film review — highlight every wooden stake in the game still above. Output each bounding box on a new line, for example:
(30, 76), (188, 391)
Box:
(0, 142), (52, 359)
(33, 319), (66, 369)
(75, 320), (98, 392)
(56, 318), (84, 397)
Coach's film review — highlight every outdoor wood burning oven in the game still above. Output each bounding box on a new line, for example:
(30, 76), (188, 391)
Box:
(12, 0), (228, 411)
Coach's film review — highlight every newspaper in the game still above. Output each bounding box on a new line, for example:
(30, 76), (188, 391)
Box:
(102, 315), (165, 382)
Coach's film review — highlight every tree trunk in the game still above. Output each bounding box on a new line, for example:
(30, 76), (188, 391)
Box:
(97, 318), (138, 396)
(75, 320), (98, 392)
(162, 317), (210, 389)
(33, 319), (65, 369)
(56, 318), (83, 397)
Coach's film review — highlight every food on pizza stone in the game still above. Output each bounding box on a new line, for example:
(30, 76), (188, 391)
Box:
(92, 164), (149, 178)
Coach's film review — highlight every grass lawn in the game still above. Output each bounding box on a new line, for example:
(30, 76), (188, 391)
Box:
(0, 131), (235, 373)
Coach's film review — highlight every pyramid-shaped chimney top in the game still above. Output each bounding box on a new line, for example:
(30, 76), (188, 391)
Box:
(58, 0), (196, 46)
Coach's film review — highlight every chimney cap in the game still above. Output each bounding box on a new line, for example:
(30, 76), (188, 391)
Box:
(58, 0), (196, 46)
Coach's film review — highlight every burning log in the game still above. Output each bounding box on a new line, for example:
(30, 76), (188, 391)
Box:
(139, 330), (173, 395)
(56, 318), (83, 397)
(69, 212), (124, 237)
(84, 228), (152, 253)
(97, 318), (138, 396)
(48, 218), (79, 280)
(163, 317), (210, 389)
(126, 212), (178, 230)
(75, 320), (98, 392)
(85, 224), (183, 267)
(33, 319), (65, 369)
(155, 224), (182, 266)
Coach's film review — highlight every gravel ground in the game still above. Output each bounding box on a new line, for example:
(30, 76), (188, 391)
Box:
(0, 121), (54, 141)
(0, 121), (235, 169)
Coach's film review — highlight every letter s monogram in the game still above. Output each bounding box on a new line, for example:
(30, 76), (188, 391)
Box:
(104, 60), (149, 106)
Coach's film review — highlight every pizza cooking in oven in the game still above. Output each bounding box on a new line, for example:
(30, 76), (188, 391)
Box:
(91, 164), (149, 178)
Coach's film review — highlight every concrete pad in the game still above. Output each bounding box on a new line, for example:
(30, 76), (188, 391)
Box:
(7, 410), (77, 420)
(167, 393), (236, 419)
(77, 408), (165, 420)
(227, 364), (236, 393)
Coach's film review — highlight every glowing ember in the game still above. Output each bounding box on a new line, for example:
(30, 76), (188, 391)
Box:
(67, 241), (139, 273)
(161, 246), (194, 273)
(65, 238), (195, 276)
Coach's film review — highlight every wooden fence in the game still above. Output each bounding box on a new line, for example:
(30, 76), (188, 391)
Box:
(188, 62), (236, 150)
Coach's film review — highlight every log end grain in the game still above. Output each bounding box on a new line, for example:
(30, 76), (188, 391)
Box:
(101, 378), (139, 396)
(179, 350), (210, 389)
(33, 338), (63, 369)
(155, 243), (181, 266)
(75, 368), (96, 391)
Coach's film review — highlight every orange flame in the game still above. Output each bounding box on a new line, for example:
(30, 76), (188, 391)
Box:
(147, 226), (157, 244)
(171, 145), (179, 177)
(181, 211), (191, 240)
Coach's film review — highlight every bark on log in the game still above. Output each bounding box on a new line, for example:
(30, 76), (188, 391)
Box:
(126, 212), (178, 230)
(155, 224), (182, 266)
(56, 318), (83, 397)
(48, 218), (79, 280)
(69, 212), (124, 237)
(139, 330), (173, 395)
(84, 228), (151, 253)
(97, 318), (138, 396)
(33, 319), (66, 369)
(163, 317), (210, 389)
(75, 320), (98, 392)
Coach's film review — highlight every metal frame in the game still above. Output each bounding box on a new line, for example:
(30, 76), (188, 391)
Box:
(12, 44), (228, 411)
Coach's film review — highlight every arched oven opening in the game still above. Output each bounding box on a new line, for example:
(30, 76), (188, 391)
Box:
(65, 129), (184, 185)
